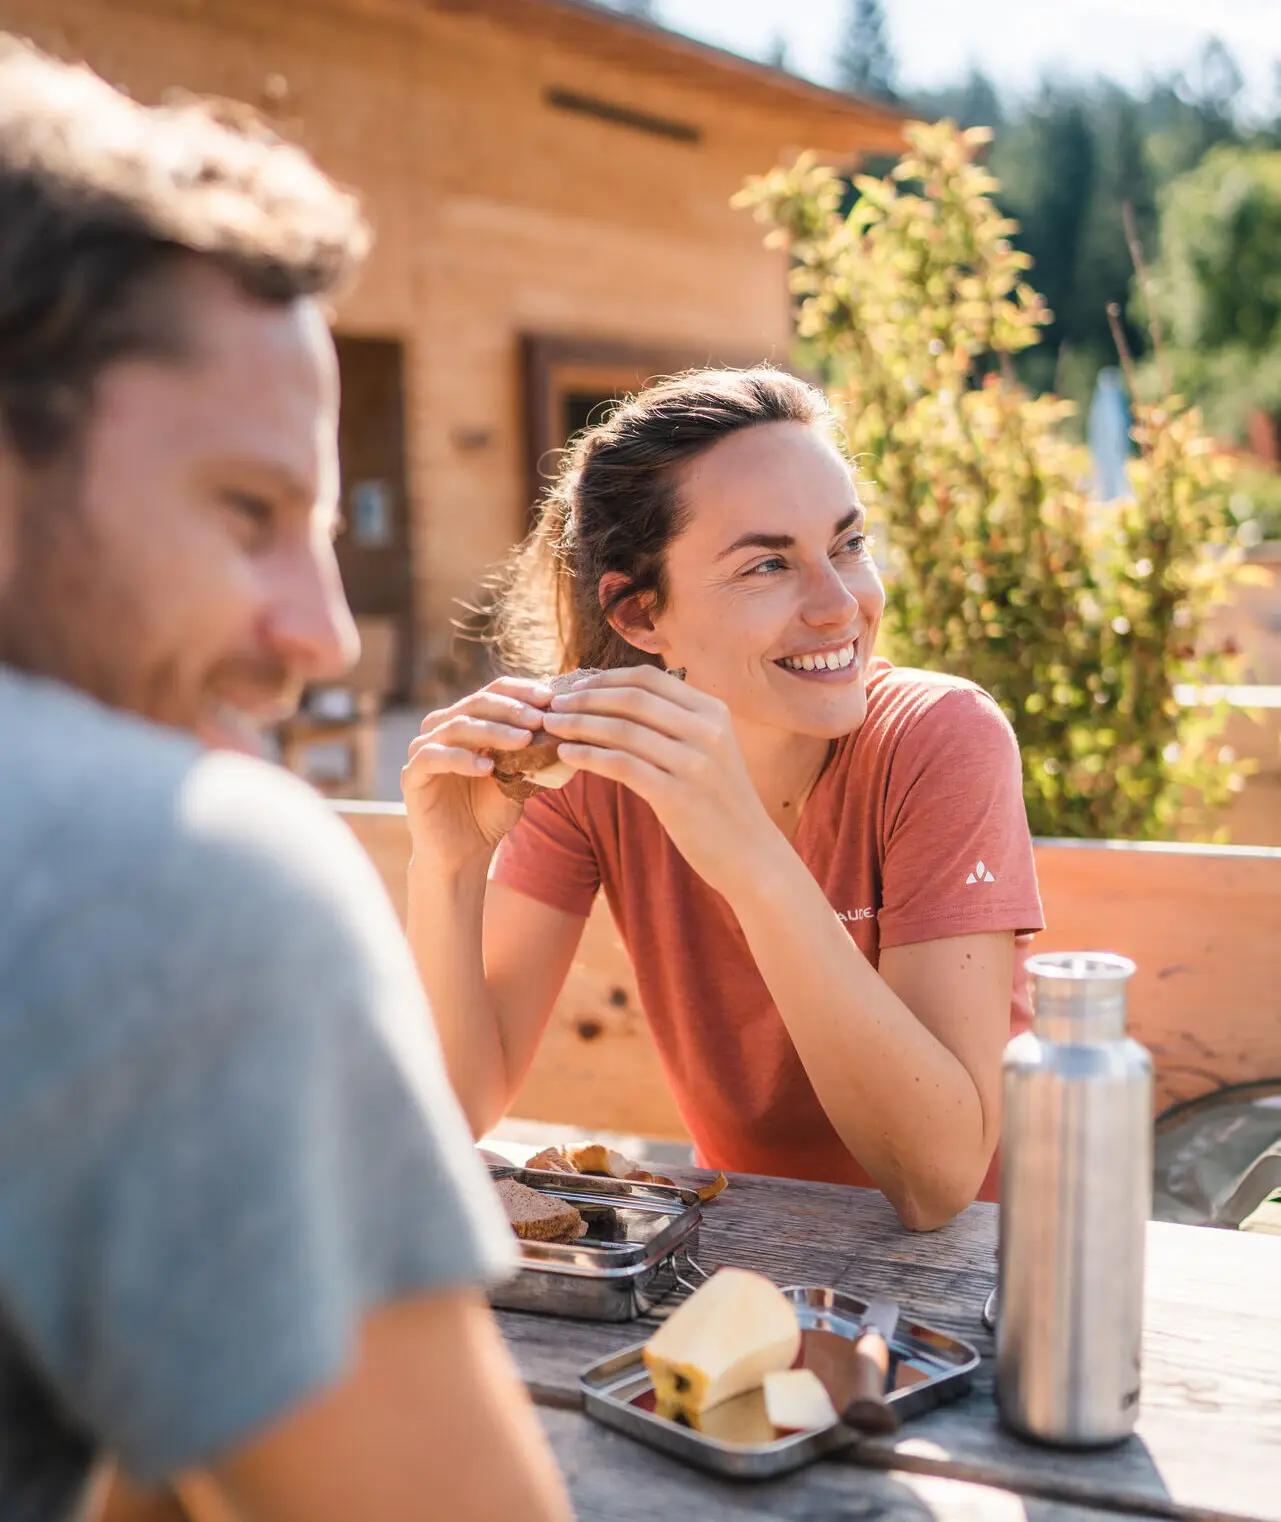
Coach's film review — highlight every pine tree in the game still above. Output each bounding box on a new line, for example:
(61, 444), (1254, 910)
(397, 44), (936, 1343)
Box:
(836, 0), (897, 102)
(915, 67), (1004, 132)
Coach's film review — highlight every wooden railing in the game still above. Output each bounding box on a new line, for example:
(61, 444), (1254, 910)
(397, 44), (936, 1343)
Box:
(338, 802), (1281, 1138)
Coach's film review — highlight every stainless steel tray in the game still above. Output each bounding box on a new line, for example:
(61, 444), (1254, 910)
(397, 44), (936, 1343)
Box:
(580, 1284), (980, 1479)
(489, 1168), (704, 1322)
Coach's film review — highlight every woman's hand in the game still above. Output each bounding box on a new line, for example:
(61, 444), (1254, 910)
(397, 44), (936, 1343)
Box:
(540, 666), (779, 896)
(401, 677), (553, 873)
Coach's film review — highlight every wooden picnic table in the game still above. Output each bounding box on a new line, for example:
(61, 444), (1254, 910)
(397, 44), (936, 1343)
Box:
(496, 1170), (1281, 1522)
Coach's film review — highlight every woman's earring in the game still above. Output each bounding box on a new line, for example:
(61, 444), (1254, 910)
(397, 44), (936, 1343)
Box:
(666, 666), (687, 681)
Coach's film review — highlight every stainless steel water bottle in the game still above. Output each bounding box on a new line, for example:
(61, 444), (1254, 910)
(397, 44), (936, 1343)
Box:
(996, 951), (1152, 1447)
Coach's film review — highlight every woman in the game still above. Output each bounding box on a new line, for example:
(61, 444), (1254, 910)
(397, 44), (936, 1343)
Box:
(403, 368), (1043, 1231)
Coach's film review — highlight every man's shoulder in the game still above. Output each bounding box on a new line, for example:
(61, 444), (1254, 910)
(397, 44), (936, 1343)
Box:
(0, 665), (200, 815)
(0, 669), (395, 985)
(95, 750), (400, 1006)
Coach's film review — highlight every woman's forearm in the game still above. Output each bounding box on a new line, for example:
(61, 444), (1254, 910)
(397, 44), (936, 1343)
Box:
(406, 848), (510, 1138)
(725, 841), (992, 1230)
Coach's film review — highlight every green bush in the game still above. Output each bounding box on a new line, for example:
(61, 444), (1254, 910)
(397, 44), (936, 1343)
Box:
(735, 121), (1247, 840)
(1230, 464), (1281, 545)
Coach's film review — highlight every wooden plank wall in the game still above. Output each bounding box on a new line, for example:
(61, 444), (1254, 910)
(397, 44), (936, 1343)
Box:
(338, 804), (1281, 1136)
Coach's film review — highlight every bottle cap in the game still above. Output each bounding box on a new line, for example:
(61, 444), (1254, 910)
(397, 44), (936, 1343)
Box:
(1026, 951), (1136, 1039)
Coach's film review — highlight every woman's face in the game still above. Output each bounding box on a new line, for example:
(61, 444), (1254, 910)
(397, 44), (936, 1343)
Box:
(637, 420), (885, 739)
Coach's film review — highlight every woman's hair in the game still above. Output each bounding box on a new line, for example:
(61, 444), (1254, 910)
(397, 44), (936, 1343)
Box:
(490, 365), (842, 675)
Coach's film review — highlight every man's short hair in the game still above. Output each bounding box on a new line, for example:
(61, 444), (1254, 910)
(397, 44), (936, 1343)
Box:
(0, 34), (370, 463)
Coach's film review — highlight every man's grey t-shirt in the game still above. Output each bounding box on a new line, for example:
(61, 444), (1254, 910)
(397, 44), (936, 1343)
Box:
(0, 667), (514, 1520)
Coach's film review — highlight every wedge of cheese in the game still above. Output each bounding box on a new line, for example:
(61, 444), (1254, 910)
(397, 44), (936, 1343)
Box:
(695, 1387), (777, 1445)
(643, 1268), (800, 1426)
(763, 1369), (838, 1433)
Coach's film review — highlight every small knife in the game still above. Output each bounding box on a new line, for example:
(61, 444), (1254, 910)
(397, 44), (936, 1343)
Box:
(843, 1297), (902, 1435)
(800, 1297), (903, 1437)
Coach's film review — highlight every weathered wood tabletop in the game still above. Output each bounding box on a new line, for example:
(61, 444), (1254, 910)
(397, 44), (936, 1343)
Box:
(496, 1170), (1281, 1522)
(536, 1405), (1156, 1522)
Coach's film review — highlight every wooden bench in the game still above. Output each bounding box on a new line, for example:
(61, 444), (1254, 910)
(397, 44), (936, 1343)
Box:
(337, 803), (1281, 1133)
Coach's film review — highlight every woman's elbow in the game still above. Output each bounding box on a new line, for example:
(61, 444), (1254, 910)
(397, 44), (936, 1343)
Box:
(893, 1189), (973, 1233)
(887, 1161), (989, 1233)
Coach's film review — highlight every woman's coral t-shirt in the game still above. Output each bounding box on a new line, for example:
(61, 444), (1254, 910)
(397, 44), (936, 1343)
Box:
(491, 660), (1045, 1198)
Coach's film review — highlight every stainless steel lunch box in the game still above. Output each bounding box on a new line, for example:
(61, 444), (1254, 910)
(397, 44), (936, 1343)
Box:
(488, 1168), (706, 1323)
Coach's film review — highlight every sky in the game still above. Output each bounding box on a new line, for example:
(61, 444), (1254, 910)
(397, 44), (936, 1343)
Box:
(620, 0), (1281, 117)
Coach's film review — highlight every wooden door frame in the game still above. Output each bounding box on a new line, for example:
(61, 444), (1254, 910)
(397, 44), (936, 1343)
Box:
(333, 333), (415, 699)
(521, 333), (784, 530)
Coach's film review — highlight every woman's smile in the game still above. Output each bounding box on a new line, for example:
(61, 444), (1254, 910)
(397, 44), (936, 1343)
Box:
(774, 636), (862, 680)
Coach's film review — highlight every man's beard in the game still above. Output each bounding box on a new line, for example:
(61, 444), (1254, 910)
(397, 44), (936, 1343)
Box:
(0, 460), (152, 712)
(0, 469), (295, 738)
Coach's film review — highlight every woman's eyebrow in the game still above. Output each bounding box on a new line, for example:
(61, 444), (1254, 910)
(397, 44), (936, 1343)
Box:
(716, 506), (865, 561)
(716, 530), (794, 560)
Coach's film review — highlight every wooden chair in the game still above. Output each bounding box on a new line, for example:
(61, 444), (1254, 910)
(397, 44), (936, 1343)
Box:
(276, 615), (398, 799)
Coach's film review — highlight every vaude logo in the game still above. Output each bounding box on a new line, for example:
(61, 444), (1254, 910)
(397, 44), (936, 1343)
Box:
(838, 907), (877, 922)
(966, 860), (997, 884)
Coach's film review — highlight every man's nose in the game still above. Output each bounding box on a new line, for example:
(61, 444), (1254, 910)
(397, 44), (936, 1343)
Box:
(265, 544), (360, 684)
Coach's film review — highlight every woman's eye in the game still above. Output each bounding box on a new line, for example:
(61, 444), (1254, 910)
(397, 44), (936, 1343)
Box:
(746, 556), (787, 577)
(222, 490), (275, 538)
(837, 534), (870, 559)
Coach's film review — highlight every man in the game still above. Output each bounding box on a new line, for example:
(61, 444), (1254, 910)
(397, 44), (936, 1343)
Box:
(0, 35), (571, 1522)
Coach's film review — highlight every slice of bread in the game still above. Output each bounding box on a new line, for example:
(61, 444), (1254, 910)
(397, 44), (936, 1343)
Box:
(495, 1177), (586, 1243)
(525, 1146), (578, 1173)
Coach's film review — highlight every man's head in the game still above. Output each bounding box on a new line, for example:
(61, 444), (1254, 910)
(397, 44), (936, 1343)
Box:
(0, 35), (370, 749)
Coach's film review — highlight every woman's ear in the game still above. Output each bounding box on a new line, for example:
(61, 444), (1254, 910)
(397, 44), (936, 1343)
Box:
(599, 572), (669, 660)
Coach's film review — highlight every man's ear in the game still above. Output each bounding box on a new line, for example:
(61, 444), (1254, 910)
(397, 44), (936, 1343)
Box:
(598, 571), (669, 660)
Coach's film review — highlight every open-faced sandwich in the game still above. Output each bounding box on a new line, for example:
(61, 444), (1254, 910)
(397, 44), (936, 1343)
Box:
(526, 1141), (676, 1186)
(494, 1176), (587, 1244)
(524, 1140), (728, 1201)
(486, 666), (687, 801)
(485, 670), (600, 802)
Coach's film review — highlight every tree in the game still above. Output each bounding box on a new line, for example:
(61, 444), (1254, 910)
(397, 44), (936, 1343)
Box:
(990, 90), (1098, 396)
(914, 68), (1004, 132)
(986, 83), (1161, 410)
(836, 0), (897, 102)
(1074, 87), (1158, 395)
(1143, 39), (1243, 184)
(735, 124), (1246, 839)
(1140, 143), (1281, 440)
(766, 32), (790, 72)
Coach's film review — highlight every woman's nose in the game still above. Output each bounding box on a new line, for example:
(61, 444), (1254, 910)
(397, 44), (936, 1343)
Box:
(801, 563), (859, 628)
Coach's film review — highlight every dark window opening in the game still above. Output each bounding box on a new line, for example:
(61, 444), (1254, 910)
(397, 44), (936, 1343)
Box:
(563, 389), (625, 443)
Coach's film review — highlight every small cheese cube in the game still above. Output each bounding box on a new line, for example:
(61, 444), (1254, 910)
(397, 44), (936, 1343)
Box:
(764, 1368), (839, 1432)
